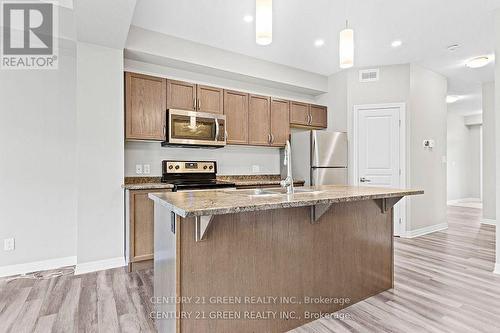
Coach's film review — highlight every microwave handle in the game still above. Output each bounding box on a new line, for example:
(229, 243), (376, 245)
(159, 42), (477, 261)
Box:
(215, 119), (220, 141)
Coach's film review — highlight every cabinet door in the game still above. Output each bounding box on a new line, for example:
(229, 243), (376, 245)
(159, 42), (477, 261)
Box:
(270, 98), (290, 147)
(310, 104), (328, 128)
(125, 72), (166, 140)
(224, 90), (249, 144)
(197, 85), (224, 114)
(248, 94), (271, 146)
(130, 191), (155, 263)
(167, 79), (197, 111)
(290, 101), (310, 126)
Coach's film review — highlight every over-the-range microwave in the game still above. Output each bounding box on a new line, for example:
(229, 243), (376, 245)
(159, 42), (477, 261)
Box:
(161, 109), (227, 148)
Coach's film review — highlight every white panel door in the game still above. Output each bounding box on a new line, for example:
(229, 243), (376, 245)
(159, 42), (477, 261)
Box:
(357, 106), (403, 235)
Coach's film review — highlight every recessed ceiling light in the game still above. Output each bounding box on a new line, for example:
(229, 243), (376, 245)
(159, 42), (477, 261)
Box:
(446, 95), (462, 104)
(466, 56), (491, 69)
(314, 39), (325, 47)
(243, 15), (254, 23)
(447, 44), (460, 52)
(391, 40), (403, 48)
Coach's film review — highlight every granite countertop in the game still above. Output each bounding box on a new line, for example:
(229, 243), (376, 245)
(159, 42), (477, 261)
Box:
(148, 185), (424, 218)
(122, 175), (305, 190)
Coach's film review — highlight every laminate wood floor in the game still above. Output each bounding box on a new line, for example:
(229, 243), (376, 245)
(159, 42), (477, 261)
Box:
(1, 206), (498, 332)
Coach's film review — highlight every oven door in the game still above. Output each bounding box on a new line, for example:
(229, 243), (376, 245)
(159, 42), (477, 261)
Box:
(166, 109), (226, 147)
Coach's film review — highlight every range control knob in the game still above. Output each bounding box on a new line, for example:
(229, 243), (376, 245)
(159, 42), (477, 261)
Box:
(168, 165), (173, 170)
(175, 165), (180, 170)
(209, 165), (213, 170)
(203, 165), (208, 170)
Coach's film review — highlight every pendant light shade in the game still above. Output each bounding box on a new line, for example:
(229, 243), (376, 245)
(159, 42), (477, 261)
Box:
(339, 26), (354, 69)
(256, 0), (272, 45)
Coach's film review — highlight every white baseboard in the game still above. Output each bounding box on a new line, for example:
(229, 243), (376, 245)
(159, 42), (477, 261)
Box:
(447, 197), (481, 204)
(494, 263), (500, 275)
(75, 256), (126, 275)
(0, 256), (77, 278)
(401, 223), (448, 238)
(481, 218), (496, 226)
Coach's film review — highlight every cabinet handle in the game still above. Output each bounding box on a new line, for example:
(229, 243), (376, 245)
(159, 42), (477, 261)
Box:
(198, 98), (201, 110)
(193, 98), (196, 110)
(163, 125), (167, 139)
(270, 133), (274, 144)
(268, 133), (271, 144)
(309, 114), (313, 125)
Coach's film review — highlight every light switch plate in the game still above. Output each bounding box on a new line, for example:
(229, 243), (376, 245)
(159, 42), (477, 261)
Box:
(4, 238), (15, 251)
(135, 164), (143, 174)
(143, 164), (151, 175)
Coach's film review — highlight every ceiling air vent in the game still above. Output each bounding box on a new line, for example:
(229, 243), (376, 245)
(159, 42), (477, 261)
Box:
(359, 69), (379, 82)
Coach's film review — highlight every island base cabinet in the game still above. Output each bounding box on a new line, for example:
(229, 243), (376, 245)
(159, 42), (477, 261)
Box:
(154, 199), (393, 333)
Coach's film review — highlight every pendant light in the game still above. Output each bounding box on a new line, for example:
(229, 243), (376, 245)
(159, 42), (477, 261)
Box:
(339, 20), (354, 69)
(256, 0), (272, 45)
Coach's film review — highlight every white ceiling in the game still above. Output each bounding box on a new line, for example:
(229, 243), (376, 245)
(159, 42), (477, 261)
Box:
(132, 0), (500, 114)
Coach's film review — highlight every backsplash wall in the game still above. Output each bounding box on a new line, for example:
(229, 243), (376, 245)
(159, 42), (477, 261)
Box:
(125, 141), (282, 176)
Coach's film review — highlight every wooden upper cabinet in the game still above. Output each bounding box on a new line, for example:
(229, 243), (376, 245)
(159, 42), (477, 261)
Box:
(310, 104), (328, 128)
(270, 98), (290, 147)
(224, 90), (249, 144)
(167, 79), (197, 111)
(290, 101), (310, 126)
(125, 72), (166, 141)
(197, 85), (224, 114)
(248, 94), (271, 146)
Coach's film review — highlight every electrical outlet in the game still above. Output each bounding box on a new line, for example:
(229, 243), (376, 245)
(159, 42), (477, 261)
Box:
(252, 165), (260, 173)
(135, 164), (143, 174)
(143, 164), (151, 175)
(4, 238), (15, 251)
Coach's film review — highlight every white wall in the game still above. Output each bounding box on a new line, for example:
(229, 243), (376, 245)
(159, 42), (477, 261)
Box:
(482, 82), (495, 221)
(76, 43), (125, 268)
(0, 40), (78, 269)
(126, 142), (280, 176)
(407, 64), (448, 231)
(494, 9), (500, 273)
(124, 59), (320, 178)
(447, 115), (483, 201)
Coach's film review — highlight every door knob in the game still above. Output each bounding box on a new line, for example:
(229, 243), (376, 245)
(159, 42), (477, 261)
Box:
(360, 177), (371, 183)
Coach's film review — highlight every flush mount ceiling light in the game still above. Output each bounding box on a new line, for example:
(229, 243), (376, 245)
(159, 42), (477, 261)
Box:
(391, 40), (403, 48)
(243, 15), (254, 23)
(256, 0), (272, 45)
(446, 95), (462, 104)
(465, 56), (491, 69)
(339, 21), (354, 69)
(447, 44), (460, 52)
(314, 39), (325, 47)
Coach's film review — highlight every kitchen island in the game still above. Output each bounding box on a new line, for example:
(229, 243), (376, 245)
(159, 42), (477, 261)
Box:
(149, 185), (423, 333)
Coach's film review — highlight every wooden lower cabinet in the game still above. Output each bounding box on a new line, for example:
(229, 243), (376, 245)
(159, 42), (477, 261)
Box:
(128, 189), (171, 271)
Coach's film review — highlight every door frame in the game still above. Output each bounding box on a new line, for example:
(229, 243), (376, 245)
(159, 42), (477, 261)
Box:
(350, 103), (407, 236)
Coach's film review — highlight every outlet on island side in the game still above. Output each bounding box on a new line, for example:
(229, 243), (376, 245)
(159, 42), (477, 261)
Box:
(4, 238), (15, 252)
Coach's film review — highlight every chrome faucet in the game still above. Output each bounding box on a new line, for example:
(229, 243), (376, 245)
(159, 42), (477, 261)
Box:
(280, 140), (294, 194)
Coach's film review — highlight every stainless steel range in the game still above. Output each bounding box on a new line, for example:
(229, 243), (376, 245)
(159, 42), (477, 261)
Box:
(161, 160), (236, 192)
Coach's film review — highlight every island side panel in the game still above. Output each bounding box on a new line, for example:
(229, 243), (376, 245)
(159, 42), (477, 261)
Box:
(153, 204), (178, 333)
(177, 199), (393, 333)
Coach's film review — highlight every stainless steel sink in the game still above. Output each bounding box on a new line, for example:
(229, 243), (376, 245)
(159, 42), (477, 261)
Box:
(267, 188), (324, 195)
(230, 189), (281, 196)
(229, 188), (324, 196)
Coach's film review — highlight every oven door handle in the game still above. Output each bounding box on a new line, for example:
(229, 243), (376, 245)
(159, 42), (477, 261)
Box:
(215, 118), (220, 141)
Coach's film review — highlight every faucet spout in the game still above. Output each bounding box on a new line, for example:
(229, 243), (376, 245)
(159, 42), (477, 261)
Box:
(280, 140), (294, 194)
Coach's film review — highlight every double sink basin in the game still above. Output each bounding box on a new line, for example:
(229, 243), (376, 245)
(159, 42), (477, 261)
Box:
(229, 187), (324, 197)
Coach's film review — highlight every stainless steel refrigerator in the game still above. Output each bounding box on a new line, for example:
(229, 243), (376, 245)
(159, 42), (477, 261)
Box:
(289, 130), (348, 186)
